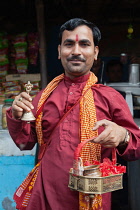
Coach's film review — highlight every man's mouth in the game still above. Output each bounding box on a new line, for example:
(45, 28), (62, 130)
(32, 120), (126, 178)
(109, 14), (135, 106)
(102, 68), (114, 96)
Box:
(69, 60), (83, 63)
(67, 56), (86, 63)
(68, 60), (84, 66)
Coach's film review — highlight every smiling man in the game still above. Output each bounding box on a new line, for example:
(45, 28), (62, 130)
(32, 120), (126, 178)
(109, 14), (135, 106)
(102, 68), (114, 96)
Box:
(6, 18), (140, 210)
(58, 25), (99, 78)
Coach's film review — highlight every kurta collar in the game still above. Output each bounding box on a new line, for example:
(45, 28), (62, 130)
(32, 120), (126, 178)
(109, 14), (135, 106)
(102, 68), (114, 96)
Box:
(64, 73), (90, 84)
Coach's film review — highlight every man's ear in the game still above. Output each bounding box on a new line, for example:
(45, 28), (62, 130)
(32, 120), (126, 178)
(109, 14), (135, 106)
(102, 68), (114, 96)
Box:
(58, 45), (61, 59)
(94, 46), (99, 60)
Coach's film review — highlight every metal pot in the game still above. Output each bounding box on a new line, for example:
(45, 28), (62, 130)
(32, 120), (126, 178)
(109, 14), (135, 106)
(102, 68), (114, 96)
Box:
(129, 64), (140, 84)
(83, 165), (101, 177)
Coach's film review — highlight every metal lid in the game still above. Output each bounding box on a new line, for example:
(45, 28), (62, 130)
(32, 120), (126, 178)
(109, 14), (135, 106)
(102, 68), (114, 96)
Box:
(4, 98), (14, 103)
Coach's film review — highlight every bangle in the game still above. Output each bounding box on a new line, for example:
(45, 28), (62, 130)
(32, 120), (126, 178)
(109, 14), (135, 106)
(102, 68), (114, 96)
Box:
(124, 130), (130, 144)
(119, 130), (130, 146)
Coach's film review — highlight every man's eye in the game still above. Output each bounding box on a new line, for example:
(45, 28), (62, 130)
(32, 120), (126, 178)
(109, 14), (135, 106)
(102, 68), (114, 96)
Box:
(65, 43), (73, 46)
(81, 43), (90, 46)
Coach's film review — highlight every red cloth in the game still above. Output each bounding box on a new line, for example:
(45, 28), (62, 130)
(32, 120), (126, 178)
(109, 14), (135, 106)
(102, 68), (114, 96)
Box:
(7, 74), (140, 210)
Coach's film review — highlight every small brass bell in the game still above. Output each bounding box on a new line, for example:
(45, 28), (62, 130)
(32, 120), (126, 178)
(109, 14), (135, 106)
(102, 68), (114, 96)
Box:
(21, 81), (36, 122)
(21, 111), (36, 121)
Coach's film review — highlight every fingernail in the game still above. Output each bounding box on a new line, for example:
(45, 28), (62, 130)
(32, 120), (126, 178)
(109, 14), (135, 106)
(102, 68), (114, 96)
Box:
(31, 105), (34, 109)
(29, 97), (32, 101)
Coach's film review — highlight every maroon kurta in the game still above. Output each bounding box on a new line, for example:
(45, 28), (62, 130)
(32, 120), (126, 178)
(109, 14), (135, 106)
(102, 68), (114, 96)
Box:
(7, 74), (140, 210)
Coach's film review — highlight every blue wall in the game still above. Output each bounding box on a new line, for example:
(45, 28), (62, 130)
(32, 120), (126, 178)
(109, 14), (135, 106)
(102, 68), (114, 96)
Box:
(0, 156), (35, 210)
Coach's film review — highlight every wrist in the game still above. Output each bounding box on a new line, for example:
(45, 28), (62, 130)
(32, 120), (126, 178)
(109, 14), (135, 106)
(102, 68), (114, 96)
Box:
(11, 109), (22, 120)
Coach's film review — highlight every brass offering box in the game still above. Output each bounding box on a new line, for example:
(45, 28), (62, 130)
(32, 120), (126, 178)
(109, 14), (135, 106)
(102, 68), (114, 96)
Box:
(69, 169), (123, 194)
(68, 138), (124, 194)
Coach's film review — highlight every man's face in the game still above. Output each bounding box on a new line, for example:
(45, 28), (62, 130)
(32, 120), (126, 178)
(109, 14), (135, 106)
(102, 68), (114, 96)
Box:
(58, 25), (99, 79)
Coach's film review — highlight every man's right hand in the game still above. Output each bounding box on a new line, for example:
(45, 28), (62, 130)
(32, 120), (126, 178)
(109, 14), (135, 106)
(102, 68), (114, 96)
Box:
(12, 92), (34, 120)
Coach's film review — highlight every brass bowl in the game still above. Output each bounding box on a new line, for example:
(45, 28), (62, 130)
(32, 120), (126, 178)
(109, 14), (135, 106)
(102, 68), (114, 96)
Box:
(83, 165), (101, 177)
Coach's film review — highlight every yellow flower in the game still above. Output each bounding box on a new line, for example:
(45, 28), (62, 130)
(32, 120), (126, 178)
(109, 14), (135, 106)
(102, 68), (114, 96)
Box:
(128, 26), (133, 34)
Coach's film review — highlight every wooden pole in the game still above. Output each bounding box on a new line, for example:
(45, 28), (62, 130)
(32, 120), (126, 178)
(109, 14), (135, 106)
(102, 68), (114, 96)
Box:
(35, 0), (48, 89)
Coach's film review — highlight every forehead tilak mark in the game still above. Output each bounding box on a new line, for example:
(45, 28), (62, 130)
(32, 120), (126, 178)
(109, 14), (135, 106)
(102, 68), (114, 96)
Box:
(76, 34), (79, 41)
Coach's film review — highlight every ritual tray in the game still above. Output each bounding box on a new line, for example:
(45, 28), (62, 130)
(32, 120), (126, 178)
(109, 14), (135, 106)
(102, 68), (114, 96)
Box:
(68, 138), (124, 194)
(68, 170), (123, 194)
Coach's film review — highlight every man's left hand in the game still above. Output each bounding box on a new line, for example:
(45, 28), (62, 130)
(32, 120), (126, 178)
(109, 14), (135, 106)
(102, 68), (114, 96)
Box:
(92, 119), (127, 148)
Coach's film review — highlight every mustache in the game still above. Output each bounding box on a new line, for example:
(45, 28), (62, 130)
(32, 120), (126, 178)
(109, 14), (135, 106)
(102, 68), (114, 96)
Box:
(67, 55), (86, 62)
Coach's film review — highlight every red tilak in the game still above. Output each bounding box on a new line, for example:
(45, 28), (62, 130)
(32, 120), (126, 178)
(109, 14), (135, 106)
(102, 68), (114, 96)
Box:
(76, 34), (79, 41)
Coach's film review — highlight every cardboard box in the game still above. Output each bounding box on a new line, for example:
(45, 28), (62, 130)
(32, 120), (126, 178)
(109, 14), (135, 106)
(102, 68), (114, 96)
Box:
(6, 74), (41, 82)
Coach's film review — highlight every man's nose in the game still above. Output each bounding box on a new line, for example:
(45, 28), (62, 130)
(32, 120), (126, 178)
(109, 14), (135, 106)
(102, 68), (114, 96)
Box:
(72, 44), (81, 55)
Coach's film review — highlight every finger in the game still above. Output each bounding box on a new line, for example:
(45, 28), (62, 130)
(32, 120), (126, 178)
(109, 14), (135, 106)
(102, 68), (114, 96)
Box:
(93, 127), (112, 143)
(14, 94), (34, 111)
(17, 98), (34, 110)
(92, 132), (117, 147)
(20, 92), (32, 102)
(12, 98), (23, 111)
(93, 119), (109, 130)
(102, 144), (116, 148)
(12, 104), (24, 119)
(93, 129), (120, 147)
(16, 100), (33, 112)
(101, 138), (118, 147)
(12, 103), (23, 112)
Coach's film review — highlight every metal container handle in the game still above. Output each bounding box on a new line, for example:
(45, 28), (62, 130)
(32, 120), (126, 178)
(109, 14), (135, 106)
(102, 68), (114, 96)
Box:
(74, 137), (116, 165)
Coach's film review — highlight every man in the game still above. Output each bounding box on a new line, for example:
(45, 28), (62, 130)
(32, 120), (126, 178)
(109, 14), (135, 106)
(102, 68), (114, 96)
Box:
(7, 18), (140, 210)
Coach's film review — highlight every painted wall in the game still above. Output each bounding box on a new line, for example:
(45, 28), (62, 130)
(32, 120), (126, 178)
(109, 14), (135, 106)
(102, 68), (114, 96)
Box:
(0, 130), (36, 210)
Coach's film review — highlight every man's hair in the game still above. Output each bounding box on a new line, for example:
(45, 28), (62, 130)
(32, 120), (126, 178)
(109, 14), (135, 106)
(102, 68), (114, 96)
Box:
(59, 18), (101, 46)
(106, 59), (123, 72)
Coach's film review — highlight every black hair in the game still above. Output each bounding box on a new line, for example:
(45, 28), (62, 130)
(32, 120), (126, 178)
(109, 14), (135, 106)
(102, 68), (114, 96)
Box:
(106, 59), (123, 72)
(59, 18), (101, 46)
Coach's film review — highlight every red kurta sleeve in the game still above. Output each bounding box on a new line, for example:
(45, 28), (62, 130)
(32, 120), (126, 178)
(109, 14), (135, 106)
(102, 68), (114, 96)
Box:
(93, 85), (140, 161)
(110, 91), (140, 161)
